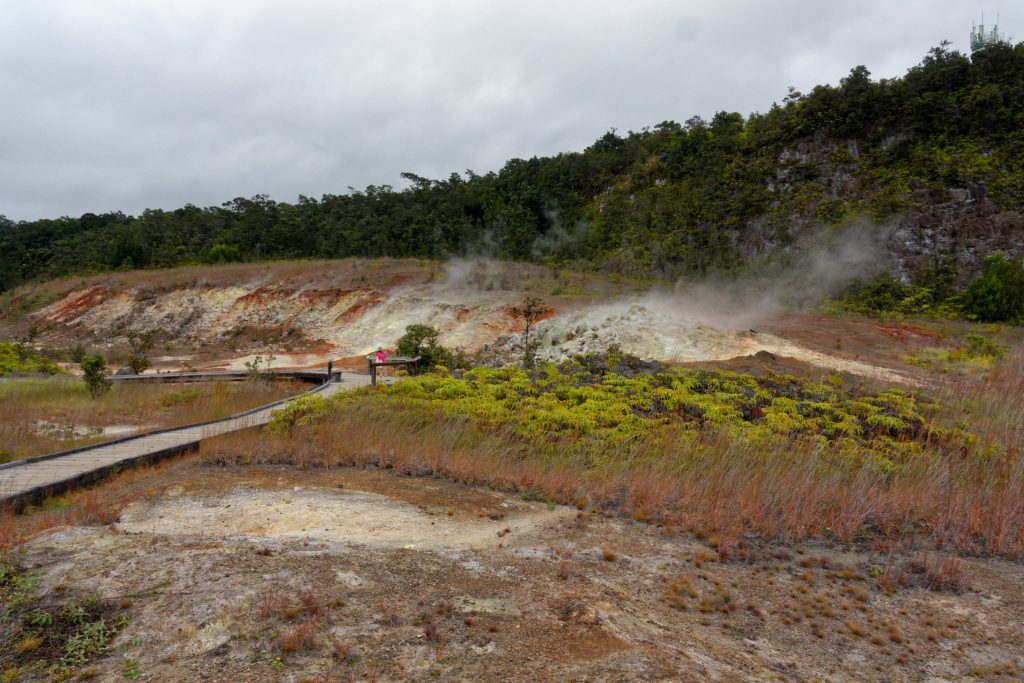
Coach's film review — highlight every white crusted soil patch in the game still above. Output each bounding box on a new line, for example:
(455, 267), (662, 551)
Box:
(117, 486), (573, 551)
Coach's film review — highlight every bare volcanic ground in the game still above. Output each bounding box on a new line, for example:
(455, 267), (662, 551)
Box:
(9, 465), (1024, 682)
(3, 259), (617, 370)
(2, 259), (937, 383)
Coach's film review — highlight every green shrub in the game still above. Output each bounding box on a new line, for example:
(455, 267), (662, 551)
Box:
(825, 274), (932, 317)
(822, 272), (964, 319)
(126, 332), (154, 374)
(0, 342), (62, 376)
(961, 253), (1024, 324)
(61, 619), (115, 667)
(959, 333), (1007, 361)
(267, 394), (329, 434)
(205, 243), (242, 264)
(909, 333), (1009, 373)
(80, 354), (111, 399)
(395, 324), (469, 371)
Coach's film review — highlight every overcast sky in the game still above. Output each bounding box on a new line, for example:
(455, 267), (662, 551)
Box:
(0, 0), (1018, 221)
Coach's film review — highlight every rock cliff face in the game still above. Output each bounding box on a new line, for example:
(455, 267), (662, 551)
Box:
(889, 186), (1024, 284)
(744, 134), (1024, 284)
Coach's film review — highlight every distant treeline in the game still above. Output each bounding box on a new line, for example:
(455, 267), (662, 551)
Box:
(2, 42), (1023, 292)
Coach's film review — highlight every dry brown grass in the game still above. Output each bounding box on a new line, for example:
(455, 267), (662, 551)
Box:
(0, 378), (301, 462)
(845, 619), (869, 637)
(329, 634), (355, 662)
(195, 346), (1024, 559)
(0, 454), (190, 551)
(277, 616), (321, 653)
(879, 552), (965, 593)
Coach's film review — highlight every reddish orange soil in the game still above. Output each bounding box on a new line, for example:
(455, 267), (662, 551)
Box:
(45, 286), (108, 323)
(760, 314), (935, 362)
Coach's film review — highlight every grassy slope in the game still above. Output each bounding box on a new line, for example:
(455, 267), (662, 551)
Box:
(0, 379), (303, 463)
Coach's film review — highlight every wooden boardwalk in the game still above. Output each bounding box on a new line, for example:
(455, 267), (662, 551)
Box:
(0, 372), (371, 510)
(109, 369), (334, 384)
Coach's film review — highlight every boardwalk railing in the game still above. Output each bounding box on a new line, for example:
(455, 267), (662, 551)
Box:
(0, 373), (368, 511)
(108, 369), (339, 384)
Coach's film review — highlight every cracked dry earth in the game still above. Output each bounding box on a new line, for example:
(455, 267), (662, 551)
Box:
(13, 467), (1024, 682)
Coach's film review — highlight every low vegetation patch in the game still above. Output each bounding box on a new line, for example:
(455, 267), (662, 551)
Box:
(0, 343), (63, 377)
(822, 253), (1024, 324)
(905, 333), (1007, 374)
(352, 356), (953, 472)
(0, 561), (129, 679)
(204, 349), (1024, 558)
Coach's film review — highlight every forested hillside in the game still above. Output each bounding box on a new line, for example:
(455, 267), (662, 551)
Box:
(2, 42), (1023, 293)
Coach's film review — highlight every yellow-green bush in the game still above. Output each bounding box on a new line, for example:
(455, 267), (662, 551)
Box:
(0, 343), (62, 376)
(330, 359), (953, 471)
(906, 333), (1008, 373)
(267, 394), (329, 434)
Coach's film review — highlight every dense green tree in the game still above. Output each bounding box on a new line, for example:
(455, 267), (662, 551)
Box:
(396, 324), (441, 364)
(206, 243), (242, 263)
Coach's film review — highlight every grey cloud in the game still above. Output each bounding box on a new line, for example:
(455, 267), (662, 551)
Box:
(0, 0), (1016, 220)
